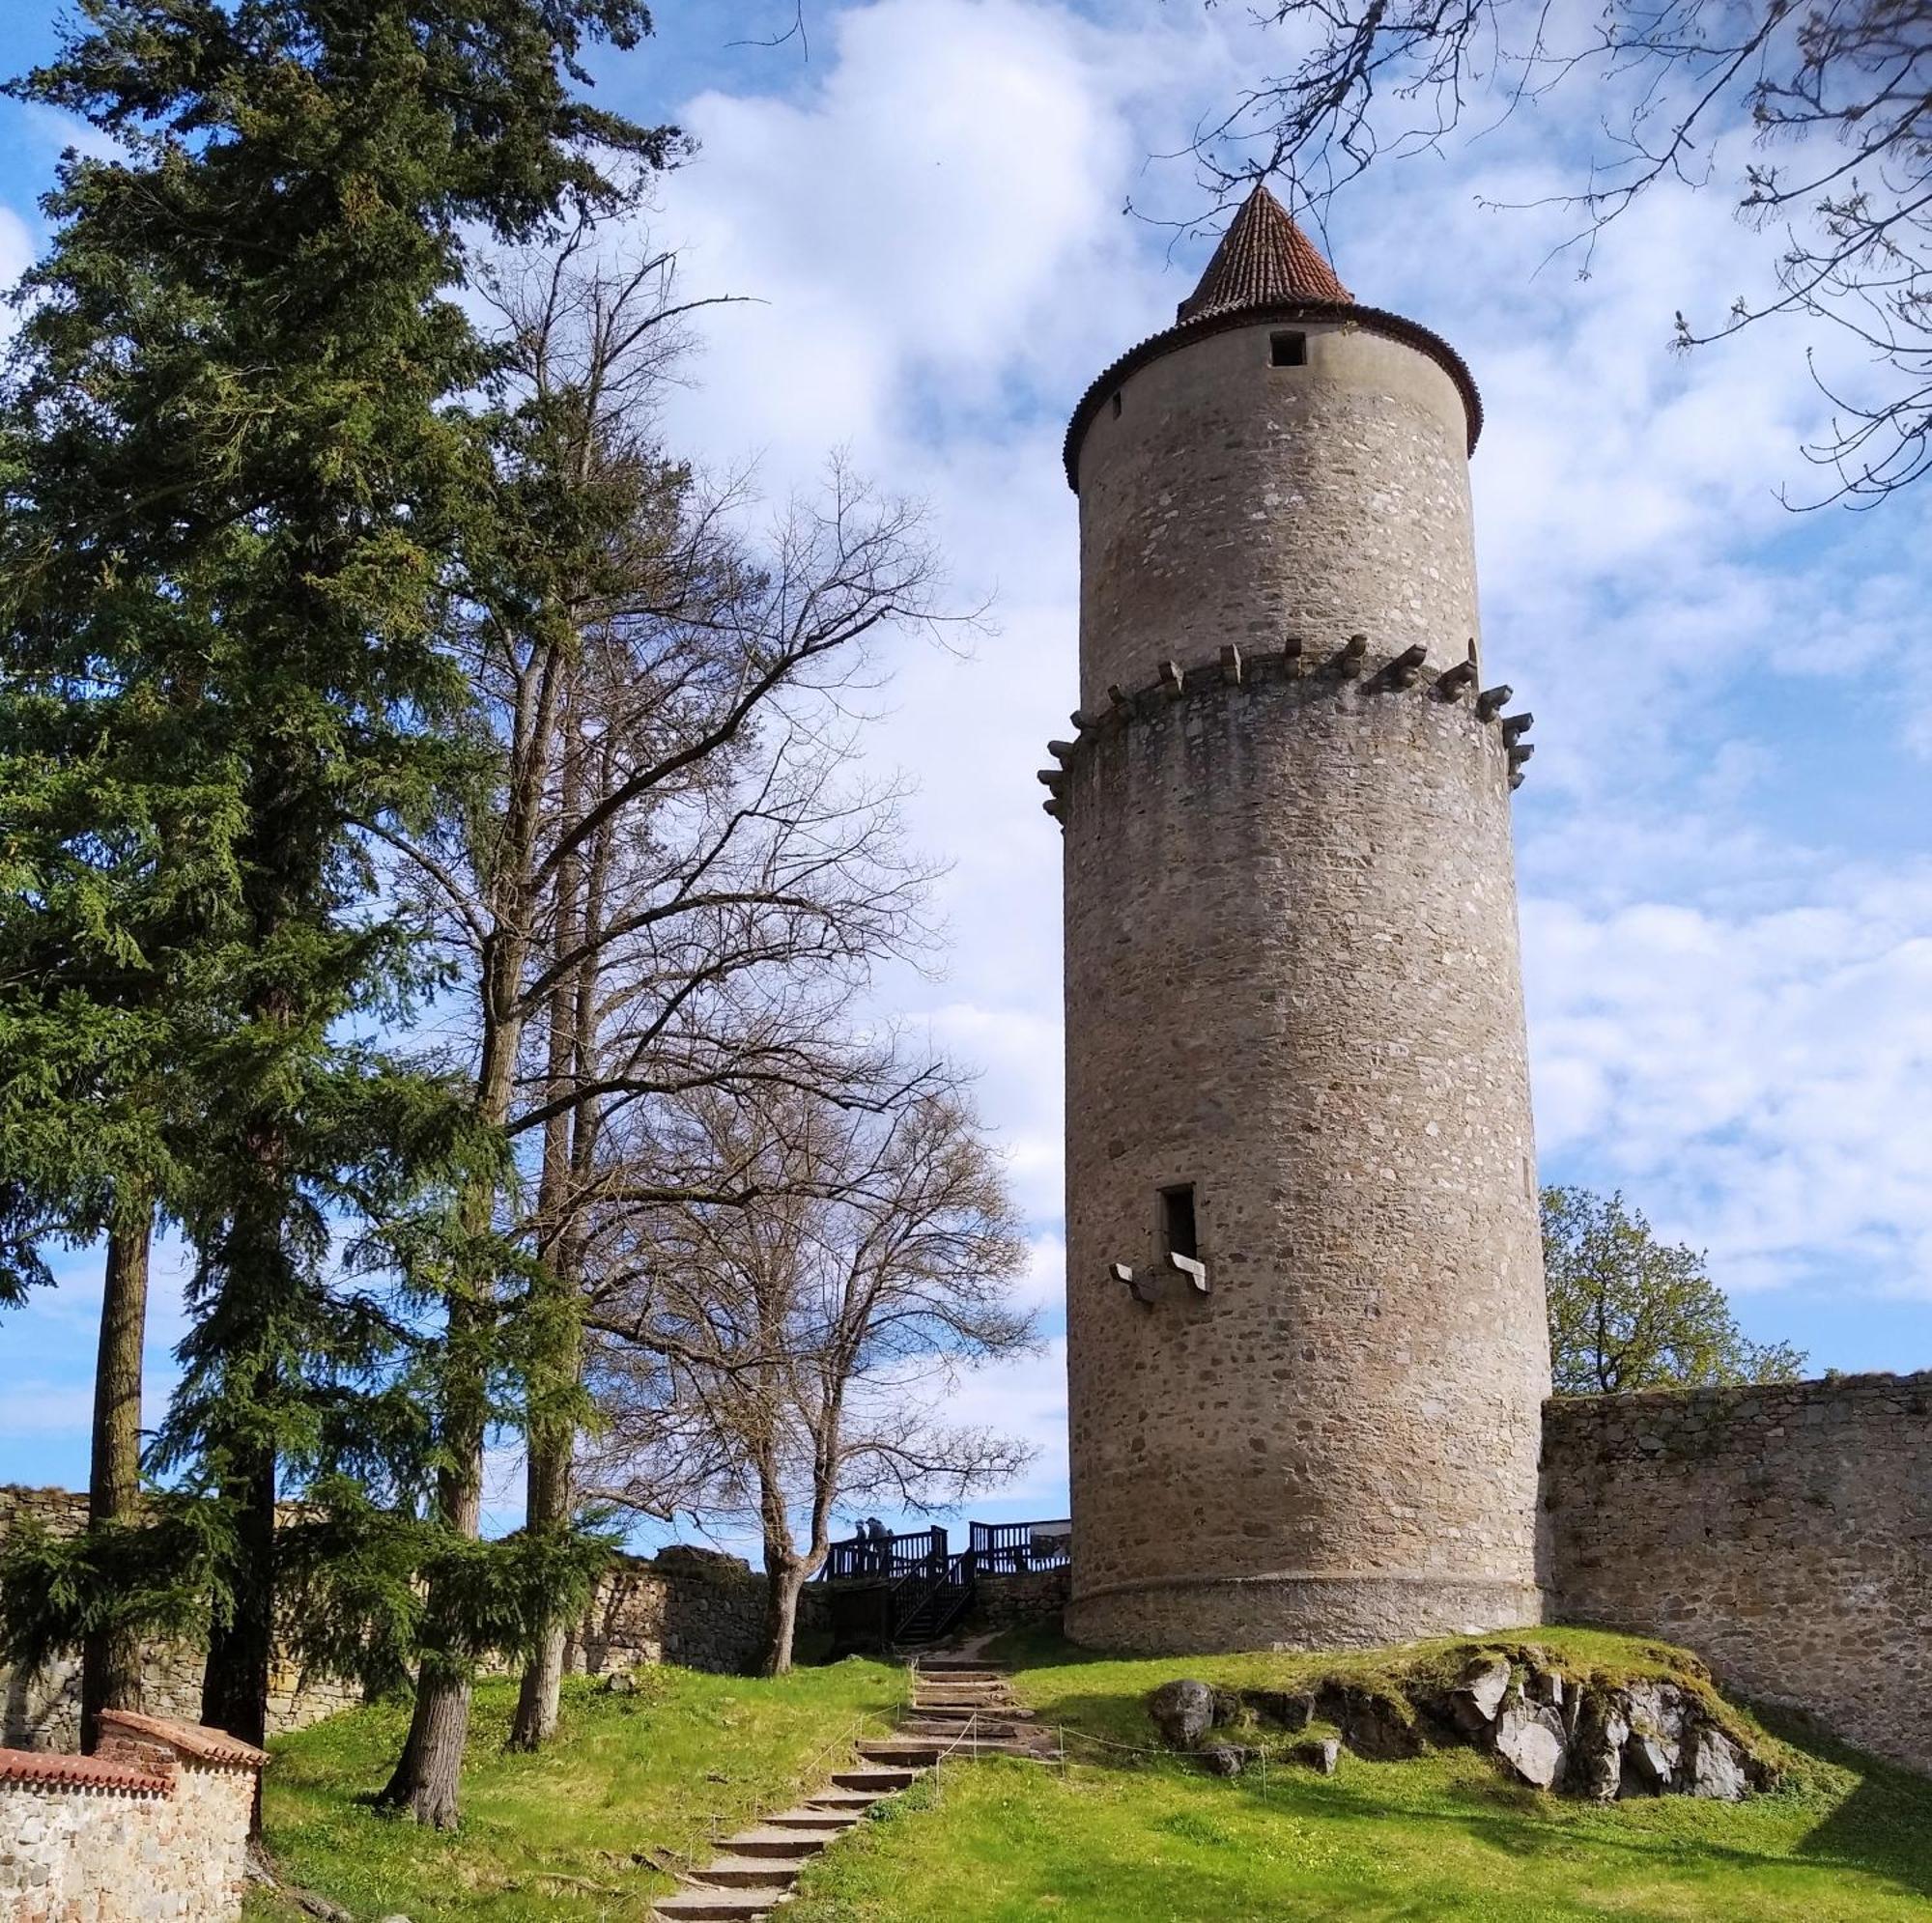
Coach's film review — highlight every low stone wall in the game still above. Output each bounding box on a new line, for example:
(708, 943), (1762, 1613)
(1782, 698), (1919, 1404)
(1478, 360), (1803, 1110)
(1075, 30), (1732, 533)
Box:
(971, 1567), (1070, 1633)
(1, 1486), (817, 1748)
(0, 1710), (266, 1922)
(1541, 1372), (1932, 1774)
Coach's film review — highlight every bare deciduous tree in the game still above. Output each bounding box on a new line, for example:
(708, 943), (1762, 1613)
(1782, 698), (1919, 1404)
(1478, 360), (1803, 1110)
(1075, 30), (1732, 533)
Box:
(1203, 1), (1932, 501)
(582, 1074), (1036, 1675)
(374, 220), (948, 1810)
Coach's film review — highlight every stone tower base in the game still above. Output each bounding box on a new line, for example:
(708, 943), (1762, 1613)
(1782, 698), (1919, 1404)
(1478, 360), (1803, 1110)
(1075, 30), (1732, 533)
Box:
(1065, 1573), (1546, 1656)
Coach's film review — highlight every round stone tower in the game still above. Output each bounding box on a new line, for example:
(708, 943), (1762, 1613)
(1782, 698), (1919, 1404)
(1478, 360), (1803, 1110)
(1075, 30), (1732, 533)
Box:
(1047, 184), (1549, 1654)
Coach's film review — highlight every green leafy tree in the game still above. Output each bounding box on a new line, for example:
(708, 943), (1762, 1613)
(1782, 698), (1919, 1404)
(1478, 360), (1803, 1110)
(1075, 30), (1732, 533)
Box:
(1542, 1186), (1807, 1395)
(1, 0), (673, 1810)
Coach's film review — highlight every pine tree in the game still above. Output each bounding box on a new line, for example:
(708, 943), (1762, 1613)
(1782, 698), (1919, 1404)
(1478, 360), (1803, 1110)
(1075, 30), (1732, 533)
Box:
(0, 0), (673, 1785)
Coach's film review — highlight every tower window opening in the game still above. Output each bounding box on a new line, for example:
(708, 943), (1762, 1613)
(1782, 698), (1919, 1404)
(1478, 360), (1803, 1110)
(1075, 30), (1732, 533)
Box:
(1111, 390), (1122, 417)
(1270, 330), (1308, 368)
(1160, 1184), (1199, 1263)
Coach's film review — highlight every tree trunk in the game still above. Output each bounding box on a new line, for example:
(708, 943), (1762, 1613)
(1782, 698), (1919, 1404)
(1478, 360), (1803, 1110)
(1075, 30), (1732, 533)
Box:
(81, 1205), (151, 1752)
(762, 1556), (806, 1677)
(505, 1397), (574, 1751)
(379, 1287), (487, 1826)
(507, 717), (587, 1755)
(383, 1663), (472, 1831)
(200, 1441), (276, 1752)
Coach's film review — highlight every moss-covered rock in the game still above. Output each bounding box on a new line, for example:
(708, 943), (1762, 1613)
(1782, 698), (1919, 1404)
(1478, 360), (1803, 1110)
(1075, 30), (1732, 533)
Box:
(1143, 1635), (1781, 1801)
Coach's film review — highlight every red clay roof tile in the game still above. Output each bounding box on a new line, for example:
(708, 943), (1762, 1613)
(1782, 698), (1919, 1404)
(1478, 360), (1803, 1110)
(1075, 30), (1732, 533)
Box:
(1178, 182), (1352, 322)
(0, 1746), (171, 1795)
(98, 1710), (270, 1770)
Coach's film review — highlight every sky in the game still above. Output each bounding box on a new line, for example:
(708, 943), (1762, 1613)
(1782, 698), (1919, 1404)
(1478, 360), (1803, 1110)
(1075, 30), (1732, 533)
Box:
(2, 0), (1929, 1549)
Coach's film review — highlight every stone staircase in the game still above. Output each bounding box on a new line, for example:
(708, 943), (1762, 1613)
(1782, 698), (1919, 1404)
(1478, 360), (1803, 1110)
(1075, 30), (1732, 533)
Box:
(651, 1658), (1053, 1920)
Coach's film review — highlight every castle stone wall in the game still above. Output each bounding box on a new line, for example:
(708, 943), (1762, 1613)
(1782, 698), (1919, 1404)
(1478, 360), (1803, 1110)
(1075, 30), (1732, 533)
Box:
(1073, 320), (1481, 715)
(0, 1488), (356, 1751)
(563, 1543), (823, 1679)
(0, 1487), (816, 1749)
(1542, 1372), (1932, 1774)
(1059, 650), (1548, 1654)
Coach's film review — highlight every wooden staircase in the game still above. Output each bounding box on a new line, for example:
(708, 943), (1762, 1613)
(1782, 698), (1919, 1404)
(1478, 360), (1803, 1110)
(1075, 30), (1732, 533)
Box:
(651, 1657), (1052, 1919)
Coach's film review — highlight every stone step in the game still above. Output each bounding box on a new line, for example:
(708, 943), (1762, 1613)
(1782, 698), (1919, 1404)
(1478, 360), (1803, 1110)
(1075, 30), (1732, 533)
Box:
(801, 1785), (887, 1808)
(719, 1827), (833, 1859)
(926, 1734), (1056, 1759)
(904, 1707), (1028, 1722)
(899, 1719), (1032, 1743)
(831, 1766), (920, 1793)
(652, 1890), (784, 1920)
(856, 1740), (944, 1767)
(689, 1857), (803, 1890)
(764, 1806), (863, 1830)
(914, 1665), (1004, 1680)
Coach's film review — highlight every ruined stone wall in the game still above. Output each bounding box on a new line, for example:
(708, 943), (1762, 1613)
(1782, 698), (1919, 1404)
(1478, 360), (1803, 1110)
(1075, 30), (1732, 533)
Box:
(0, 1487), (817, 1748)
(562, 1544), (823, 1678)
(1542, 1372), (1932, 1774)
(1057, 646), (1548, 1654)
(1073, 319), (1482, 715)
(0, 1711), (264, 1922)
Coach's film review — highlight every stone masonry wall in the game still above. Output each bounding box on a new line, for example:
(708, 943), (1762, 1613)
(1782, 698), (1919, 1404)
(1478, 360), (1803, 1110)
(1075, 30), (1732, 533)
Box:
(0, 1487), (819, 1749)
(968, 1567), (1071, 1634)
(1073, 318), (1483, 714)
(1058, 644), (1548, 1654)
(1542, 1372), (1932, 1774)
(562, 1544), (825, 1678)
(0, 1711), (265, 1923)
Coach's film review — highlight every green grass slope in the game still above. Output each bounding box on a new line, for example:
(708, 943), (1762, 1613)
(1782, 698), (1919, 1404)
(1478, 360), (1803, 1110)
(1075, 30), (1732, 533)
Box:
(247, 1659), (903, 1921)
(789, 1628), (1932, 1923)
(244, 1628), (1932, 1922)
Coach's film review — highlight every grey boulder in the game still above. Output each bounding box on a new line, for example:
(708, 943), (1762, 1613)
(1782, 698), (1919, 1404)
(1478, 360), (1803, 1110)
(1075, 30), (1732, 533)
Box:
(1149, 1679), (1216, 1749)
(1685, 1724), (1750, 1800)
(1450, 1656), (1512, 1731)
(1493, 1706), (1567, 1790)
(1570, 1704), (1631, 1802)
(1293, 1736), (1342, 1776)
(1197, 1742), (1254, 1777)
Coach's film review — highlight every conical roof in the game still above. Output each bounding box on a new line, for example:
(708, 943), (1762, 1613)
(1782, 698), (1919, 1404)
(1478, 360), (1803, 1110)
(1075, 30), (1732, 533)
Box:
(1177, 182), (1351, 323)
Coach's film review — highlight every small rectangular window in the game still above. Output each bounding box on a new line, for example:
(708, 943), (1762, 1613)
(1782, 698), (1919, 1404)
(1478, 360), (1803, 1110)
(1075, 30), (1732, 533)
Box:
(1160, 1184), (1198, 1262)
(1111, 390), (1122, 417)
(1270, 330), (1307, 368)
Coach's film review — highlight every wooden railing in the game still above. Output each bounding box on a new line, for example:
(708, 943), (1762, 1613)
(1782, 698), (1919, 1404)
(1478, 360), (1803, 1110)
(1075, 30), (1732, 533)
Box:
(819, 1517), (1071, 1583)
(967, 1517), (1071, 1575)
(820, 1524), (949, 1583)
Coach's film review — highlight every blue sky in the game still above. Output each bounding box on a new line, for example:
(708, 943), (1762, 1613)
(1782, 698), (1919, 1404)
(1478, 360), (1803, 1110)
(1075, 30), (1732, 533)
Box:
(3, 0), (1929, 1545)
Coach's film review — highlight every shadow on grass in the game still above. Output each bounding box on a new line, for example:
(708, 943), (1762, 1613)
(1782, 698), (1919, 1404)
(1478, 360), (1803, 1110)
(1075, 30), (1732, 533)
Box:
(998, 1661), (1932, 1910)
(1746, 1704), (1932, 1903)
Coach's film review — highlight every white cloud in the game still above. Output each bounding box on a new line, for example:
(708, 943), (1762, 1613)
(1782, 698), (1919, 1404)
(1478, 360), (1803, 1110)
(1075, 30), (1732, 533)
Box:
(0, 203), (35, 349)
(1526, 869), (1932, 1296)
(928, 1337), (1069, 1511)
(629, 0), (1932, 1386)
(2, 0), (1927, 1499)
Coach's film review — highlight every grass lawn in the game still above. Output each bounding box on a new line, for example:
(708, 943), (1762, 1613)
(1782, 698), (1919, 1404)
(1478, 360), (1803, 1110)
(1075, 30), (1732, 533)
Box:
(788, 1628), (1932, 1922)
(247, 1658), (903, 1922)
